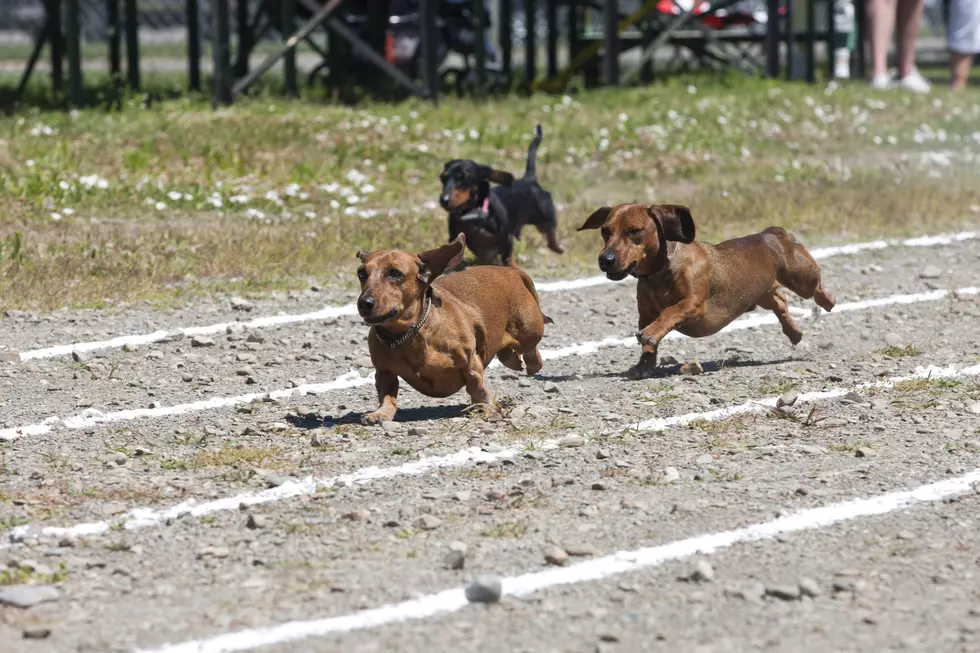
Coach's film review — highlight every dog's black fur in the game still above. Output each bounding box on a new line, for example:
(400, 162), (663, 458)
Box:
(438, 125), (564, 266)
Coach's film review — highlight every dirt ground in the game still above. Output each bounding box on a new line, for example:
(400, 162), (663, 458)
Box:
(2, 227), (980, 652)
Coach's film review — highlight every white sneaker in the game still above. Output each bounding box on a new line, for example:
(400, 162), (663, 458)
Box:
(869, 73), (894, 90)
(897, 68), (931, 94)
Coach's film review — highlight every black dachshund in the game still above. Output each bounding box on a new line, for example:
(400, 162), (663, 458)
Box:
(439, 125), (564, 267)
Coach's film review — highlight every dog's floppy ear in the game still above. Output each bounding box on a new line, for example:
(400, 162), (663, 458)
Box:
(647, 204), (695, 243)
(355, 249), (370, 262)
(417, 234), (466, 284)
(577, 206), (612, 231)
(479, 165), (515, 186)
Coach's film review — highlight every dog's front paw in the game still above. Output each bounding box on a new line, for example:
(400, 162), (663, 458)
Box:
(634, 330), (657, 349)
(624, 361), (660, 380)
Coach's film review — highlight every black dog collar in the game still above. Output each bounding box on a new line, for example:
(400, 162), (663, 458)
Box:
(459, 196), (491, 223)
(375, 290), (432, 349)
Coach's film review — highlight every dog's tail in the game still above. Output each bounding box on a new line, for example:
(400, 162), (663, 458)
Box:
(523, 125), (543, 181)
(517, 268), (554, 325)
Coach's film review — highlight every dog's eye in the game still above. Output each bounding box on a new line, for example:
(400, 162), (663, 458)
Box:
(387, 268), (403, 281)
(356, 268), (368, 281)
(628, 227), (644, 237)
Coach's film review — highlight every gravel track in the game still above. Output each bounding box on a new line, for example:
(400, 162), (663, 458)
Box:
(1, 233), (980, 653)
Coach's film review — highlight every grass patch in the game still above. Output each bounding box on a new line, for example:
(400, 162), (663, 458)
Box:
(479, 519), (528, 539)
(828, 440), (874, 454)
(189, 445), (283, 469)
(2, 76), (980, 311)
(688, 414), (754, 434)
(878, 345), (923, 358)
(0, 562), (68, 586)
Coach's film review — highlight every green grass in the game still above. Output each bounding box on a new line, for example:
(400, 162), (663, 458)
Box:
(2, 74), (980, 311)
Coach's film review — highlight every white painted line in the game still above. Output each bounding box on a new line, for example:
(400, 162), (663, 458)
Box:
(7, 362), (979, 547)
(14, 230), (979, 362)
(3, 286), (976, 443)
(136, 466), (980, 653)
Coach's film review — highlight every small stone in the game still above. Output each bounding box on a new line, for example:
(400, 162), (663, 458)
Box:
(260, 473), (295, 488)
(181, 373), (194, 383)
(230, 296), (255, 311)
(191, 336), (215, 348)
(591, 481), (609, 491)
(197, 546), (230, 559)
(465, 575), (503, 603)
(543, 382), (560, 393)
(246, 332), (265, 344)
(919, 265), (942, 279)
(883, 333), (904, 348)
(310, 433), (328, 447)
(766, 584), (801, 601)
(543, 544), (569, 566)
(0, 349), (20, 363)
(559, 434), (586, 448)
(245, 514), (267, 530)
(896, 530), (915, 541)
(726, 581), (765, 603)
(289, 378), (308, 388)
(798, 577), (822, 598)
(596, 449), (612, 460)
(414, 514), (443, 530)
(598, 633), (620, 643)
(696, 454), (713, 465)
(0, 585), (60, 608)
(777, 391), (799, 408)
(146, 350), (164, 360)
(112, 451), (128, 466)
(679, 360), (704, 376)
(453, 490), (471, 502)
(689, 560), (715, 583)
(967, 403), (980, 415)
(342, 510), (371, 522)
(564, 543), (600, 557)
(444, 549), (465, 570)
(660, 355), (679, 366)
(854, 447), (875, 458)
(23, 627), (52, 639)
(71, 351), (89, 363)
(663, 467), (680, 483)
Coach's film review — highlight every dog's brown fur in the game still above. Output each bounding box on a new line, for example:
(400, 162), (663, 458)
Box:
(355, 234), (550, 423)
(578, 203), (836, 378)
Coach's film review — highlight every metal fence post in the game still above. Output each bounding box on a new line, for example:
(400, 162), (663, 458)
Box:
(420, 0), (439, 100)
(213, 0), (233, 106)
(765, 0), (779, 78)
(525, 0), (537, 84)
(108, 0), (121, 76)
(545, 0), (557, 78)
(805, 0), (815, 82)
(784, 0), (793, 80)
(187, 0), (201, 91)
(500, 0), (512, 81)
(282, 0), (298, 96)
(854, 0), (866, 77)
(125, 0), (140, 89)
(50, 0), (64, 91)
(602, 0), (618, 85)
(826, 0), (836, 79)
(66, 0), (83, 106)
(474, 0), (487, 93)
(236, 0), (251, 76)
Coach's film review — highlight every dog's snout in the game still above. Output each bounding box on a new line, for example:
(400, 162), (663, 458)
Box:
(598, 251), (617, 271)
(357, 296), (376, 316)
(439, 193), (451, 208)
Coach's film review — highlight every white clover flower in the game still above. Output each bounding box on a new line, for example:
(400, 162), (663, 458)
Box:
(167, 191), (183, 201)
(50, 212), (62, 221)
(229, 194), (249, 204)
(154, 201), (167, 211)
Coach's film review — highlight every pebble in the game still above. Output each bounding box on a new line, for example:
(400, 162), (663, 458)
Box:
(113, 452), (128, 466)
(919, 265), (942, 279)
(71, 351), (89, 363)
(543, 382), (560, 393)
(695, 454), (713, 465)
(689, 560), (715, 583)
(564, 543), (600, 557)
(777, 391), (798, 408)
(663, 467), (680, 483)
(230, 297), (255, 311)
(465, 575), (503, 603)
(766, 584), (802, 601)
(798, 577), (822, 598)
(543, 544), (569, 566)
(245, 514), (267, 530)
(444, 549), (465, 570)
(591, 482), (609, 491)
(968, 403), (980, 415)
(414, 514), (443, 530)
(22, 627), (52, 639)
(146, 350), (164, 360)
(883, 332), (904, 348)
(197, 546), (230, 559)
(0, 585), (60, 608)
(191, 336), (216, 348)
(596, 449), (612, 460)
(854, 447), (876, 458)
(726, 581), (765, 603)
(679, 360), (704, 376)
(342, 510), (371, 522)
(559, 434), (586, 448)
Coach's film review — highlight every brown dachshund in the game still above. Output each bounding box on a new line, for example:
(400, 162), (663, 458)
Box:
(355, 234), (551, 424)
(578, 203), (836, 379)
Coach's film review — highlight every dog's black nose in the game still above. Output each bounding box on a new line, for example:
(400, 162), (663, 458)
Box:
(439, 193), (451, 209)
(598, 251), (617, 271)
(357, 296), (375, 316)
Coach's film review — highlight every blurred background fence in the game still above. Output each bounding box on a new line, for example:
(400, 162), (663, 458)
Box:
(0, 0), (954, 110)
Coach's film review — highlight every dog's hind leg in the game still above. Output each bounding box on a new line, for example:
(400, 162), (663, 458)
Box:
(757, 284), (804, 345)
(497, 347), (524, 372)
(764, 227), (836, 312)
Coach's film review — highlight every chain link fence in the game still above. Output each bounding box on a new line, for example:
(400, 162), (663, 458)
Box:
(0, 0), (954, 98)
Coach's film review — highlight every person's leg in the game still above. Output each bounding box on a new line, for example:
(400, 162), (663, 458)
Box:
(950, 52), (973, 91)
(895, 0), (925, 78)
(867, 0), (898, 80)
